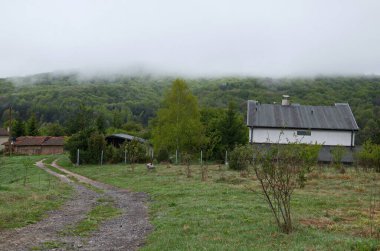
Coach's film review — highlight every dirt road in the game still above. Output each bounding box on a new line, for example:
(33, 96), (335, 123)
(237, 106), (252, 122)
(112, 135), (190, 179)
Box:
(0, 160), (152, 251)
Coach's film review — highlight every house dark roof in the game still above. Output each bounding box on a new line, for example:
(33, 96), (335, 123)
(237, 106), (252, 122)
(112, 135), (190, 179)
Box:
(105, 134), (147, 143)
(13, 136), (64, 146)
(0, 128), (9, 136)
(247, 101), (359, 131)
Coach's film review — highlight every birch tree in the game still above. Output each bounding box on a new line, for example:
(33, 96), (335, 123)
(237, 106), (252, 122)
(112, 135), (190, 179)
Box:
(152, 79), (203, 156)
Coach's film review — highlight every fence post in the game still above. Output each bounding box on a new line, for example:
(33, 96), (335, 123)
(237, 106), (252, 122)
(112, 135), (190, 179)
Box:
(225, 150), (228, 165)
(124, 150), (127, 164)
(201, 150), (203, 166)
(100, 150), (104, 166)
(76, 149), (80, 166)
(176, 149), (178, 165)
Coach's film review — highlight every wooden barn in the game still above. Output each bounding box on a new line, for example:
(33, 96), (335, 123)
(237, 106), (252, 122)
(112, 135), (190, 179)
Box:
(247, 96), (359, 163)
(2, 136), (65, 155)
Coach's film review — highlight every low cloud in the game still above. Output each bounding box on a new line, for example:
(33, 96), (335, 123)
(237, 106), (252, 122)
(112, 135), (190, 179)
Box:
(1, 0), (380, 78)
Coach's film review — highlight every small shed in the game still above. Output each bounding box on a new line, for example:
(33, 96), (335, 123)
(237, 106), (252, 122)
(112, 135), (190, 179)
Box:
(105, 133), (147, 148)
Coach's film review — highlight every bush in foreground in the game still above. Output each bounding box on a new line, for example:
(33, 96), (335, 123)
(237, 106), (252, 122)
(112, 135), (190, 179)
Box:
(252, 143), (321, 233)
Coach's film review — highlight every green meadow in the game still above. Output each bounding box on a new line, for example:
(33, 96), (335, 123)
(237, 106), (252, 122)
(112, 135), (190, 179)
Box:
(57, 157), (379, 250)
(0, 155), (72, 230)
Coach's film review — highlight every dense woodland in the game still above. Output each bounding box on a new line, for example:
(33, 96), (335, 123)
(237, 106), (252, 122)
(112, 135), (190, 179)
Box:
(0, 73), (379, 146)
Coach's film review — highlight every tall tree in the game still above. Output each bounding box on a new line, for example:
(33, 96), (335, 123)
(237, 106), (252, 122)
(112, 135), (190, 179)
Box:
(66, 104), (94, 134)
(96, 113), (107, 134)
(26, 114), (39, 136)
(152, 79), (203, 154)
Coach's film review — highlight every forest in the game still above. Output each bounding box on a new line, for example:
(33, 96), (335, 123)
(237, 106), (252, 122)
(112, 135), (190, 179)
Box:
(0, 73), (379, 145)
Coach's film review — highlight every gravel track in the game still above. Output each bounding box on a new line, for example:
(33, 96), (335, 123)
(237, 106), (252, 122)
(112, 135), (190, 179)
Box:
(0, 160), (152, 251)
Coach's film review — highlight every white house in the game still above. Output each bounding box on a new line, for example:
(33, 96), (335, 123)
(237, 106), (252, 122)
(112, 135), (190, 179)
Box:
(246, 96), (359, 162)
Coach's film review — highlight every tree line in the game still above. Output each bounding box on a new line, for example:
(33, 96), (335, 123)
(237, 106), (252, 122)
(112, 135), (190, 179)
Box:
(0, 74), (379, 145)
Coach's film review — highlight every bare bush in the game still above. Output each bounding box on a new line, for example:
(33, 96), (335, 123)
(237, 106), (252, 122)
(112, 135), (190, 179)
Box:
(251, 143), (321, 233)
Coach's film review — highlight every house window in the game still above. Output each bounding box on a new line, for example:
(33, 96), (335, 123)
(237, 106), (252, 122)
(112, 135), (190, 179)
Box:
(297, 130), (311, 136)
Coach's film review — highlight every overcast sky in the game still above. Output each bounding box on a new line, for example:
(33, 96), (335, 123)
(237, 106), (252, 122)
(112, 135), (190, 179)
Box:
(1, 0), (380, 78)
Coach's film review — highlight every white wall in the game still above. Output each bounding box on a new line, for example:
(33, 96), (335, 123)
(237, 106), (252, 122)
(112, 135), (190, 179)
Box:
(249, 128), (354, 146)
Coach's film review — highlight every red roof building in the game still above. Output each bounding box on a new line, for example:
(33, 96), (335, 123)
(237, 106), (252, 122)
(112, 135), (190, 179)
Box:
(2, 136), (64, 155)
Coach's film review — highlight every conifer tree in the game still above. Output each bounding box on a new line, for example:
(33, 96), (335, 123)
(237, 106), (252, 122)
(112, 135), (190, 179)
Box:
(218, 101), (247, 151)
(27, 114), (39, 136)
(12, 119), (25, 137)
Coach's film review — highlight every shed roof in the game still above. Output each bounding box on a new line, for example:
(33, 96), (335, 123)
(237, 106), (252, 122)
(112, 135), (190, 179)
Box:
(0, 128), (9, 136)
(105, 133), (147, 143)
(12, 136), (64, 146)
(247, 101), (359, 131)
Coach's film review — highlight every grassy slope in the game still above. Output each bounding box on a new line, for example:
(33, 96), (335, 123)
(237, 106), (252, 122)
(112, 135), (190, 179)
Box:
(0, 155), (72, 230)
(58, 157), (380, 251)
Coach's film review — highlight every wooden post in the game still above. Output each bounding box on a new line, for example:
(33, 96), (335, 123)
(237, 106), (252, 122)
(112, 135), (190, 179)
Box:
(100, 150), (104, 166)
(225, 150), (228, 165)
(176, 149), (178, 165)
(124, 150), (127, 164)
(76, 149), (80, 166)
(201, 150), (203, 166)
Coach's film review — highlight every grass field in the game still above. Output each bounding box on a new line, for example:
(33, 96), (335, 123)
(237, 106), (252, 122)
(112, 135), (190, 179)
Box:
(56, 157), (380, 250)
(0, 155), (72, 230)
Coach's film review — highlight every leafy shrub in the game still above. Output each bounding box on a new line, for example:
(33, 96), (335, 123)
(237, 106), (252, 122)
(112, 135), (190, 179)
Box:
(124, 139), (149, 164)
(105, 145), (123, 164)
(156, 148), (169, 162)
(65, 128), (107, 165)
(229, 145), (253, 170)
(331, 145), (347, 169)
(357, 140), (380, 172)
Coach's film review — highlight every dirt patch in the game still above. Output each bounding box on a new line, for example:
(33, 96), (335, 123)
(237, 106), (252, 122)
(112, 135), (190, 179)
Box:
(299, 217), (334, 229)
(0, 160), (152, 251)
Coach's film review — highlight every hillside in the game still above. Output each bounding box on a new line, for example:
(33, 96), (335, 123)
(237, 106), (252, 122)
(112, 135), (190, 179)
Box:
(0, 73), (379, 144)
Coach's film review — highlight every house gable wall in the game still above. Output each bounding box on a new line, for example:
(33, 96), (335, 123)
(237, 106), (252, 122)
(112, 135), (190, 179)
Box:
(249, 128), (354, 146)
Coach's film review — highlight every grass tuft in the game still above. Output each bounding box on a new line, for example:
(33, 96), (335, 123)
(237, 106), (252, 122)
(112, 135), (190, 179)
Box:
(62, 197), (121, 237)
